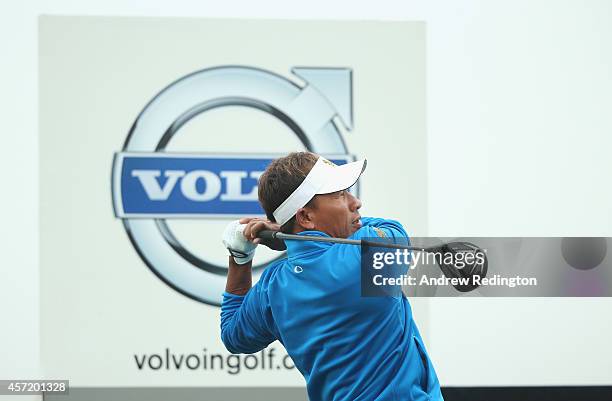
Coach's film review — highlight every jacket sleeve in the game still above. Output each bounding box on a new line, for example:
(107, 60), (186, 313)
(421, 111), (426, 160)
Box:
(352, 217), (411, 296)
(355, 216), (409, 241)
(220, 279), (276, 354)
(345, 216), (411, 267)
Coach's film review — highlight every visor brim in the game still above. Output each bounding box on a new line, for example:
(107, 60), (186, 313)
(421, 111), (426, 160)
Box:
(317, 159), (367, 194)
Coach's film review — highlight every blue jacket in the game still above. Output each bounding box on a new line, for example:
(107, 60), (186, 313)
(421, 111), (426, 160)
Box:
(221, 217), (443, 401)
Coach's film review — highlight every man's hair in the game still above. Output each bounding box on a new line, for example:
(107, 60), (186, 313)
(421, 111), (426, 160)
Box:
(258, 151), (319, 233)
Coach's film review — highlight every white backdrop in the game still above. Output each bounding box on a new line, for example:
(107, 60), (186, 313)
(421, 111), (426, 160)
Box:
(2, 0), (612, 391)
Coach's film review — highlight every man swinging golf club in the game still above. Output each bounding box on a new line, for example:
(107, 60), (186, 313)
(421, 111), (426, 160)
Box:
(220, 152), (443, 401)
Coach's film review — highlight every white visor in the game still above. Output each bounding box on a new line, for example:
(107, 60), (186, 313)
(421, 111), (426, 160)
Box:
(273, 157), (367, 226)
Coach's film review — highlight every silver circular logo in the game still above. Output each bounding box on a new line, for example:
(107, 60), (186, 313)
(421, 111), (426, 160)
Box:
(112, 66), (356, 305)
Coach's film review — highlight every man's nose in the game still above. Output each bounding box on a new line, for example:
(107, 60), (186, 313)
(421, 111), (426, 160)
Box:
(348, 192), (362, 211)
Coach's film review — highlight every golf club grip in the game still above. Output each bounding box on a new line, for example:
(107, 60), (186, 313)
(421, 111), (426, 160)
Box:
(257, 230), (278, 240)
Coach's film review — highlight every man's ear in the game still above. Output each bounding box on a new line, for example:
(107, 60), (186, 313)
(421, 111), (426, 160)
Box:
(295, 207), (316, 230)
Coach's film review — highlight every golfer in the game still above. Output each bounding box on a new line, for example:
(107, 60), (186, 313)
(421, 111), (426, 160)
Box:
(221, 152), (443, 401)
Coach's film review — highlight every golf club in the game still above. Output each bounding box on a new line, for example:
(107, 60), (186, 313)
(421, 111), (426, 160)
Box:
(257, 230), (488, 292)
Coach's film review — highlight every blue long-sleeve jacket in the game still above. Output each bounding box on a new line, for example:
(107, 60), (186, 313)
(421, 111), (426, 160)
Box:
(220, 217), (443, 401)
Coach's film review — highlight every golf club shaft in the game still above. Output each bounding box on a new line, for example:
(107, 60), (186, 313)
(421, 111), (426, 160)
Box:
(257, 230), (487, 292)
(258, 230), (439, 252)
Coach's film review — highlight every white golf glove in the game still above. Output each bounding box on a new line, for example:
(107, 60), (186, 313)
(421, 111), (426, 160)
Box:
(222, 220), (258, 265)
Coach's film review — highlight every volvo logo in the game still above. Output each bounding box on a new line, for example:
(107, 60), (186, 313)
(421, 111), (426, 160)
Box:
(112, 66), (356, 305)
